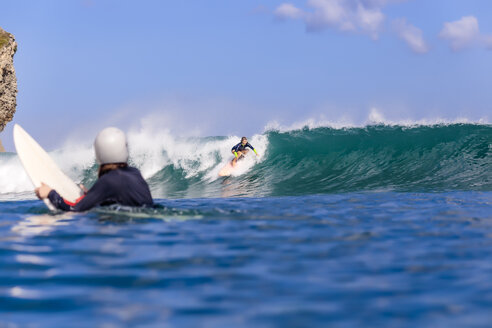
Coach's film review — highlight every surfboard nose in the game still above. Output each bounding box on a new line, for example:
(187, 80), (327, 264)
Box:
(13, 123), (24, 138)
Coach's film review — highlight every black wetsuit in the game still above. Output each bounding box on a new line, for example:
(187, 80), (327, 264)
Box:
(48, 166), (153, 212)
(231, 142), (255, 153)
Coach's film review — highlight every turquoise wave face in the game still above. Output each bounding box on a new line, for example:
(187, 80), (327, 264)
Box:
(136, 124), (491, 198)
(256, 124), (491, 195)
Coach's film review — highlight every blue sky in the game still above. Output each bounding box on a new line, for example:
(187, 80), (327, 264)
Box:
(1, 0), (491, 150)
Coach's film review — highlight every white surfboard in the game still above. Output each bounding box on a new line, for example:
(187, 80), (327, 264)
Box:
(13, 124), (83, 210)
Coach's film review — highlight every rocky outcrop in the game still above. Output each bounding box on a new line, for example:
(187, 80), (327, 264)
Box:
(0, 27), (17, 152)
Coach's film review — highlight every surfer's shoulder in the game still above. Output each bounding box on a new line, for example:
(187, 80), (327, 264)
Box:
(102, 165), (139, 177)
(125, 166), (142, 174)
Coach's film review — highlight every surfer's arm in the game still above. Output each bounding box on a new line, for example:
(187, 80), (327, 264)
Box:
(231, 143), (240, 158)
(247, 143), (258, 155)
(47, 179), (110, 212)
(37, 183), (78, 211)
(231, 143), (241, 153)
(47, 190), (79, 211)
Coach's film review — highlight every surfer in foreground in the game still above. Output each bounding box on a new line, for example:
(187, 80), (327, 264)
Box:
(231, 137), (258, 166)
(35, 127), (153, 211)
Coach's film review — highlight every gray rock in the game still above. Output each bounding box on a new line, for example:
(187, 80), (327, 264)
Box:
(0, 27), (18, 151)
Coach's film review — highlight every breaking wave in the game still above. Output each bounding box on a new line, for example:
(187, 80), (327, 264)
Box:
(0, 123), (490, 199)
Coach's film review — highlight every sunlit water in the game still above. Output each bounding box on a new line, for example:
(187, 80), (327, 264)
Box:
(1, 192), (491, 327)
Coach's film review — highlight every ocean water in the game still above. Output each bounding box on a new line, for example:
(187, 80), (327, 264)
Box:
(0, 123), (491, 327)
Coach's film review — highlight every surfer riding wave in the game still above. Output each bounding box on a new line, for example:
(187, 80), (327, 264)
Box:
(231, 137), (258, 166)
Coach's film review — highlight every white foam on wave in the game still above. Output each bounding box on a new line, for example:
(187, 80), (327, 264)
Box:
(0, 122), (269, 200)
(0, 154), (33, 197)
(127, 123), (268, 182)
(264, 108), (490, 132)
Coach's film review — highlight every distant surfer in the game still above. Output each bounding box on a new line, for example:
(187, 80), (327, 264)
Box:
(35, 127), (153, 211)
(231, 137), (258, 166)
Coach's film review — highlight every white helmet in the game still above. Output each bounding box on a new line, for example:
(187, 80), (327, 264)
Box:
(94, 127), (129, 164)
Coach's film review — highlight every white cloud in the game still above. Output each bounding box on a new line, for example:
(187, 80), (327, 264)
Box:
(305, 0), (354, 31)
(274, 3), (305, 20)
(393, 18), (429, 54)
(274, 0), (391, 39)
(273, 2), (492, 53)
(356, 3), (385, 39)
(439, 16), (492, 51)
(439, 16), (480, 51)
